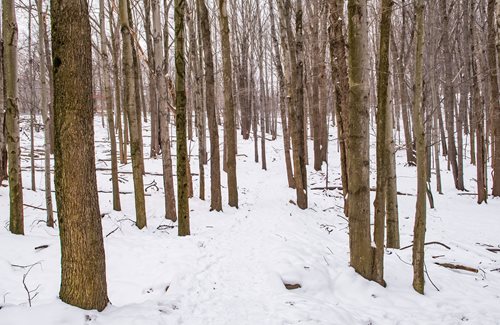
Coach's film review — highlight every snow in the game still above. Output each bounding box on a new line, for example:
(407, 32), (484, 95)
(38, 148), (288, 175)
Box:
(1, 116), (500, 325)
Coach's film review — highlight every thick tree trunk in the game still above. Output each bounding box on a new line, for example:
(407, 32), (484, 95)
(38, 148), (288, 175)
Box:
(175, 0), (190, 235)
(219, 0), (238, 208)
(51, 0), (109, 310)
(2, 0), (24, 235)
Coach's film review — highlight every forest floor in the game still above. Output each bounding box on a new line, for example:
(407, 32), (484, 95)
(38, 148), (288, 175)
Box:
(1, 117), (500, 325)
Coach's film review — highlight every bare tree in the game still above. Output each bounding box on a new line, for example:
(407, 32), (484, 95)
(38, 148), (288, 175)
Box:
(219, 0), (238, 208)
(120, 0), (147, 228)
(37, 0), (55, 225)
(51, 0), (109, 310)
(3, 0), (24, 235)
(412, 0), (427, 294)
(176, 0), (190, 235)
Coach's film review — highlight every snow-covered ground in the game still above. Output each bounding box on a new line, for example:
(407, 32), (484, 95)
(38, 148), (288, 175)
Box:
(1, 116), (499, 325)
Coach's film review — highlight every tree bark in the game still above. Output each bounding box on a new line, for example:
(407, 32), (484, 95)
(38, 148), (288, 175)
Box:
(219, 0), (238, 208)
(412, 0), (427, 294)
(269, 0), (294, 189)
(51, 0), (109, 310)
(373, 0), (393, 287)
(2, 0), (24, 235)
(197, 0), (222, 211)
(328, 0), (349, 210)
(120, 0), (147, 228)
(487, 0), (500, 197)
(37, 0), (55, 225)
(153, 0), (177, 222)
(100, 0), (121, 212)
(175, 0), (190, 235)
(347, 0), (372, 280)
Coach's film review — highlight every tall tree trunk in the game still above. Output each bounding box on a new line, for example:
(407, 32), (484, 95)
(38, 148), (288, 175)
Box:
(440, 0), (462, 190)
(347, 0), (372, 280)
(37, 0), (55, 226)
(269, 0), (294, 189)
(153, 0), (177, 221)
(2, 0), (24, 235)
(295, 0), (307, 209)
(109, 12), (126, 165)
(100, 0), (121, 212)
(197, 0), (222, 211)
(280, 0), (307, 209)
(412, 0), (427, 294)
(373, 0), (393, 287)
(471, 2), (487, 204)
(328, 0), (349, 210)
(144, 0), (160, 158)
(0, 21), (7, 185)
(256, 1), (267, 171)
(28, 3), (36, 192)
(487, 0), (500, 196)
(219, 0), (238, 208)
(175, 0), (190, 235)
(120, 0), (147, 229)
(51, 0), (109, 310)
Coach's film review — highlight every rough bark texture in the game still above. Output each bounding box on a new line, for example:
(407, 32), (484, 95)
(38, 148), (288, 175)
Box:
(3, 0), (24, 235)
(219, 0), (238, 208)
(347, 0), (372, 280)
(197, 0), (222, 211)
(412, 0), (427, 294)
(175, 0), (190, 235)
(120, 0), (147, 229)
(51, 0), (109, 310)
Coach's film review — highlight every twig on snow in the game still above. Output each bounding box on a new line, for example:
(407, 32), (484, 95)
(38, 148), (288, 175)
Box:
(400, 241), (451, 251)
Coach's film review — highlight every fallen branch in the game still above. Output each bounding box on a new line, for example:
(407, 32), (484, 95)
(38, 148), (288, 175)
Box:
(486, 248), (500, 253)
(400, 241), (451, 250)
(310, 186), (415, 196)
(435, 262), (478, 273)
(24, 203), (58, 214)
(105, 227), (120, 238)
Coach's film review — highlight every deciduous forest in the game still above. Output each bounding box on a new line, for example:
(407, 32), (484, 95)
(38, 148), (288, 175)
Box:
(0, 0), (499, 324)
